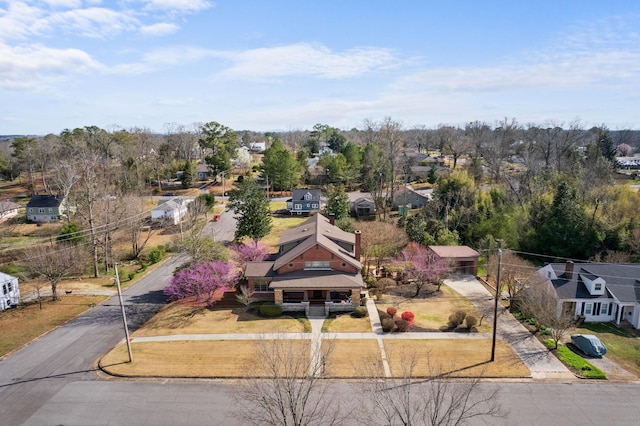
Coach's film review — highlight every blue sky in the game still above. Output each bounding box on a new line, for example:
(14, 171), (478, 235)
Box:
(1, 0), (639, 135)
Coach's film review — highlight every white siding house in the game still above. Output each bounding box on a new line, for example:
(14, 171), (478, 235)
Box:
(151, 198), (192, 225)
(0, 272), (20, 311)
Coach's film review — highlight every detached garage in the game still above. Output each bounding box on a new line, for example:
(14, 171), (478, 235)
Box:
(428, 246), (480, 276)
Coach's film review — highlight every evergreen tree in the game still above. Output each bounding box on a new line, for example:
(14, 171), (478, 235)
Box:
(228, 178), (272, 241)
(260, 139), (302, 191)
(181, 161), (195, 188)
(326, 185), (351, 221)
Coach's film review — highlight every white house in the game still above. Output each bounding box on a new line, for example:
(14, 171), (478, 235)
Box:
(250, 142), (266, 152)
(151, 198), (193, 225)
(0, 272), (20, 311)
(537, 261), (640, 329)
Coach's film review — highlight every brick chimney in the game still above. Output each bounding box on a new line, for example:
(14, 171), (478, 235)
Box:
(565, 260), (574, 280)
(354, 230), (361, 260)
(329, 213), (335, 225)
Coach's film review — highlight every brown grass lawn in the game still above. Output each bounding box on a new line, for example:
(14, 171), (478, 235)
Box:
(0, 295), (107, 358)
(323, 339), (381, 377)
(322, 313), (372, 332)
(384, 339), (530, 378)
(133, 303), (310, 336)
(378, 285), (492, 332)
(101, 340), (310, 377)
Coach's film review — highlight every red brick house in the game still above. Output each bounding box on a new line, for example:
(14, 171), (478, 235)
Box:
(244, 214), (365, 315)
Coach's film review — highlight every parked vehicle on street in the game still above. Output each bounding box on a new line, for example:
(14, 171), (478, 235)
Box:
(571, 334), (607, 357)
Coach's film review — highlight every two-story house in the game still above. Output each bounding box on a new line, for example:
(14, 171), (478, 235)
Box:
(537, 261), (640, 329)
(0, 272), (20, 311)
(286, 189), (323, 215)
(26, 194), (69, 223)
(244, 213), (364, 316)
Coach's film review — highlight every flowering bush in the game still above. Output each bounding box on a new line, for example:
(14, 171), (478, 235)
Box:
(386, 306), (397, 317)
(401, 311), (415, 323)
(164, 261), (238, 307)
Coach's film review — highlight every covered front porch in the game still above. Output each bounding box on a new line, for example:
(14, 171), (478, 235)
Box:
(270, 270), (365, 316)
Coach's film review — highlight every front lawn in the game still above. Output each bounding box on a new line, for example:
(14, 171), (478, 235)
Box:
(543, 339), (606, 379)
(132, 303), (310, 336)
(573, 323), (640, 376)
(377, 285), (491, 332)
(322, 313), (372, 332)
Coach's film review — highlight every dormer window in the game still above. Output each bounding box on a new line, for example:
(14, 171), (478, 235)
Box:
(304, 192), (312, 200)
(594, 283), (602, 291)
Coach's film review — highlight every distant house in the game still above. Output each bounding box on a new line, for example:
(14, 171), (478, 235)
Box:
(151, 198), (192, 225)
(0, 272), (20, 311)
(428, 245), (480, 276)
(244, 213), (364, 316)
(26, 195), (69, 223)
(286, 189), (323, 215)
(392, 185), (430, 209)
(318, 145), (334, 156)
(351, 196), (376, 218)
(196, 164), (210, 180)
(250, 142), (266, 152)
(0, 200), (20, 222)
(537, 262), (640, 329)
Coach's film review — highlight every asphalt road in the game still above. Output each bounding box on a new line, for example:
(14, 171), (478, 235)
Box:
(16, 380), (640, 425)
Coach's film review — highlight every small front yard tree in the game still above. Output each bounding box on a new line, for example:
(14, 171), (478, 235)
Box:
(230, 239), (269, 271)
(520, 277), (577, 349)
(485, 250), (534, 310)
(164, 261), (238, 307)
(396, 242), (448, 297)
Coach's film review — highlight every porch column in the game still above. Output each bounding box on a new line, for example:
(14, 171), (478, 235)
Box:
(274, 289), (283, 304)
(351, 289), (360, 306)
(303, 290), (308, 302)
(616, 304), (622, 325)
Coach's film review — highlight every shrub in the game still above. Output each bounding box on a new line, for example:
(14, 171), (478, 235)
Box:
(465, 315), (478, 329)
(386, 306), (398, 317)
(379, 311), (391, 321)
(381, 317), (397, 332)
(259, 303), (283, 317)
(149, 246), (165, 264)
(395, 318), (410, 332)
(127, 272), (136, 281)
(448, 310), (467, 328)
(375, 277), (396, 291)
(401, 311), (415, 323)
(352, 306), (368, 318)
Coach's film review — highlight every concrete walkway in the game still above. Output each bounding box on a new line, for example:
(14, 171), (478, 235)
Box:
(445, 275), (575, 380)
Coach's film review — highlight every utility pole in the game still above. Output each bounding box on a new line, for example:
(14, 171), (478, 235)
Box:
(114, 264), (133, 362)
(490, 248), (502, 362)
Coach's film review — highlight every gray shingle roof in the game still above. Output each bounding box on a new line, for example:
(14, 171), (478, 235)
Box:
(549, 263), (640, 303)
(26, 195), (63, 208)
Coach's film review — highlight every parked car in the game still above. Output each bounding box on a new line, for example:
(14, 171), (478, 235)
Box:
(571, 334), (607, 357)
(162, 192), (175, 197)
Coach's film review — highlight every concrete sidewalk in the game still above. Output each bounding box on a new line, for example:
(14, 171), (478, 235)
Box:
(445, 275), (575, 380)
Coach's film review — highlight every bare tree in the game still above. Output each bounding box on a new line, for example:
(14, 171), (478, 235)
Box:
(22, 244), (88, 301)
(358, 349), (503, 426)
(235, 337), (343, 426)
(359, 220), (408, 278)
(520, 277), (576, 349)
(485, 251), (535, 310)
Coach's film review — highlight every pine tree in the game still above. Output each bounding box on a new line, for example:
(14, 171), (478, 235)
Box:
(228, 178), (272, 240)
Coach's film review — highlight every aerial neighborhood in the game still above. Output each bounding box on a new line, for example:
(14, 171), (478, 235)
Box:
(1, 120), (640, 424)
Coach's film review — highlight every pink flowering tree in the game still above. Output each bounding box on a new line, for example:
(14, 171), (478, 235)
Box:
(396, 242), (448, 297)
(164, 261), (239, 307)
(230, 239), (269, 273)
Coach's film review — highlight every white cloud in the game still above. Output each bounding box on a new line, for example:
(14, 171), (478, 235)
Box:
(0, 41), (101, 90)
(139, 22), (178, 36)
(217, 43), (398, 80)
(48, 7), (140, 38)
(143, 0), (212, 13)
(40, 0), (83, 8)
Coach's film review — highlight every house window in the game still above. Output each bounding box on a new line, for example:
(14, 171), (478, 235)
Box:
(600, 303), (608, 316)
(2, 285), (6, 295)
(38, 208), (45, 213)
(48, 208), (53, 213)
(303, 192), (312, 200)
(594, 283), (602, 291)
(585, 303), (592, 315)
(28, 208), (33, 213)
(7, 283), (12, 292)
(294, 203), (302, 210)
(304, 261), (330, 270)
(253, 279), (272, 292)
(312, 203), (318, 208)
